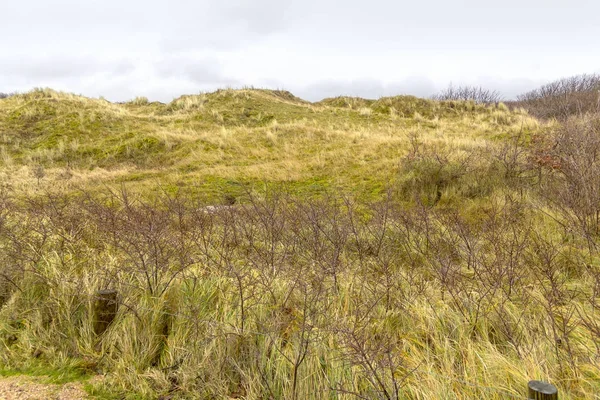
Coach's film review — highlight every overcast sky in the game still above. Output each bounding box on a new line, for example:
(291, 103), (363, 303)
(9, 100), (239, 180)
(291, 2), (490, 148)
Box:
(1, 0), (599, 102)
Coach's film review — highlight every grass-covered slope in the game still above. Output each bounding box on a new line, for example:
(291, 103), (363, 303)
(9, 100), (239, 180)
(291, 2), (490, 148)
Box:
(0, 88), (537, 200)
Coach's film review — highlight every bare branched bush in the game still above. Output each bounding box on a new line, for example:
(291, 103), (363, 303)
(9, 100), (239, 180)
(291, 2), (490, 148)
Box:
(83, 189), (198, 297)
(0, 188), (18, 306)
(537, 114), (600, 251)
(432, 84), (502, 104)
(517, 74), (600, 119)
(398, 138), (506, 206)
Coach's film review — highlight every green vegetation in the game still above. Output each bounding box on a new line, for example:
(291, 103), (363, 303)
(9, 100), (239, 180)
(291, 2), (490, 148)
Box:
(0, 85), (599, 399)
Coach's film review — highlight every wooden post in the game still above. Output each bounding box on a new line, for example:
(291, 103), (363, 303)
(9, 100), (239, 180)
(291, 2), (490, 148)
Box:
(93, 289), (118, 336)
(528, 380), (558, 400)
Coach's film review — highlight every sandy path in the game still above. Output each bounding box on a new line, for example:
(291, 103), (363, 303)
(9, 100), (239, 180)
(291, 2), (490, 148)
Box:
(0, 376), (87, 400)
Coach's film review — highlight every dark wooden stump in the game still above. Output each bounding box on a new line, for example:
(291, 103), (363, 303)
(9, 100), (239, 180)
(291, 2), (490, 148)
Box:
(93, 289), (118, 336)
(528, 380), (558, 400)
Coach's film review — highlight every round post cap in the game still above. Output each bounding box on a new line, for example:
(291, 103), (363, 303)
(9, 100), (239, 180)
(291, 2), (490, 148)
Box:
(528, 380), (558, 394)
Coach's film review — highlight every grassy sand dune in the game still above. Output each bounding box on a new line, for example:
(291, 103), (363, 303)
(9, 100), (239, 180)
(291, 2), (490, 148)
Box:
(1, 88), (537, 200)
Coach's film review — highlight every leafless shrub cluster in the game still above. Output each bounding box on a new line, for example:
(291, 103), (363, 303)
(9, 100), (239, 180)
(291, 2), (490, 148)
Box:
(398, 132), (538, 207)
(0, 180), (597, 397)
(534, 114), (600, 252)
(432, 85), (502, 104)
(517, 74), (600, 119)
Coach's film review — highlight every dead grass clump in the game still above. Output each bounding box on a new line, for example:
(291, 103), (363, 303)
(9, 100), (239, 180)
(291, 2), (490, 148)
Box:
(128, 96), (150, 106)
